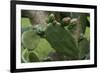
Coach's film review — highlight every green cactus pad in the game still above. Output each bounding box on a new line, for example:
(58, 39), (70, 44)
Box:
(22, 30), (40, 50)
(34, 38), (54, 61)
(45, 24), (79, 59)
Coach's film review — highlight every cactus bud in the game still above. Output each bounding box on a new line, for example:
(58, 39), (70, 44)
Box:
(46, 13), (55, 23)
(61, 17), (71, 26)
(62, 17), (71, 23)
(52, 20), (61, 26)
(70, 18), (78, 24)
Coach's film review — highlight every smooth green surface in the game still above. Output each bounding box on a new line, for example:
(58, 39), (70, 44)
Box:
(21, 18), (31, 27)
(34, 38), (54, 61)
(46, 24), (79, 59)
(22, 30), (40, 50)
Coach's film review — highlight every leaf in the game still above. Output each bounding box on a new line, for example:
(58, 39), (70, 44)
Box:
(22, 30), (40, 50)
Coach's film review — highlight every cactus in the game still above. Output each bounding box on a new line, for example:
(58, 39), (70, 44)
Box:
(45, 13), (89, 60)
(22, 29), (40, 50)
(33, 38), (54, 61)
(45, 23), (89, 60)
(46, 13), (55, 23)
(45, 24), (79, 59)
(21, 13), (90, 62)
(33, 24), (46, 37)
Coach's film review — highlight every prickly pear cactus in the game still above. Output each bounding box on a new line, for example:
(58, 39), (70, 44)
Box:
(21, 13), (90, 62)
(45, 13), (89, 60)
(45, 24), (79, 59)
(22, 30), (40, 50)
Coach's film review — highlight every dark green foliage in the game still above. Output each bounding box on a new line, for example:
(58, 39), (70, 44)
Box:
(45, 24), (79, 59)
(45, 24), (89, 60)
(28, 51), (40, 62)
(78, 38), (90, 59)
